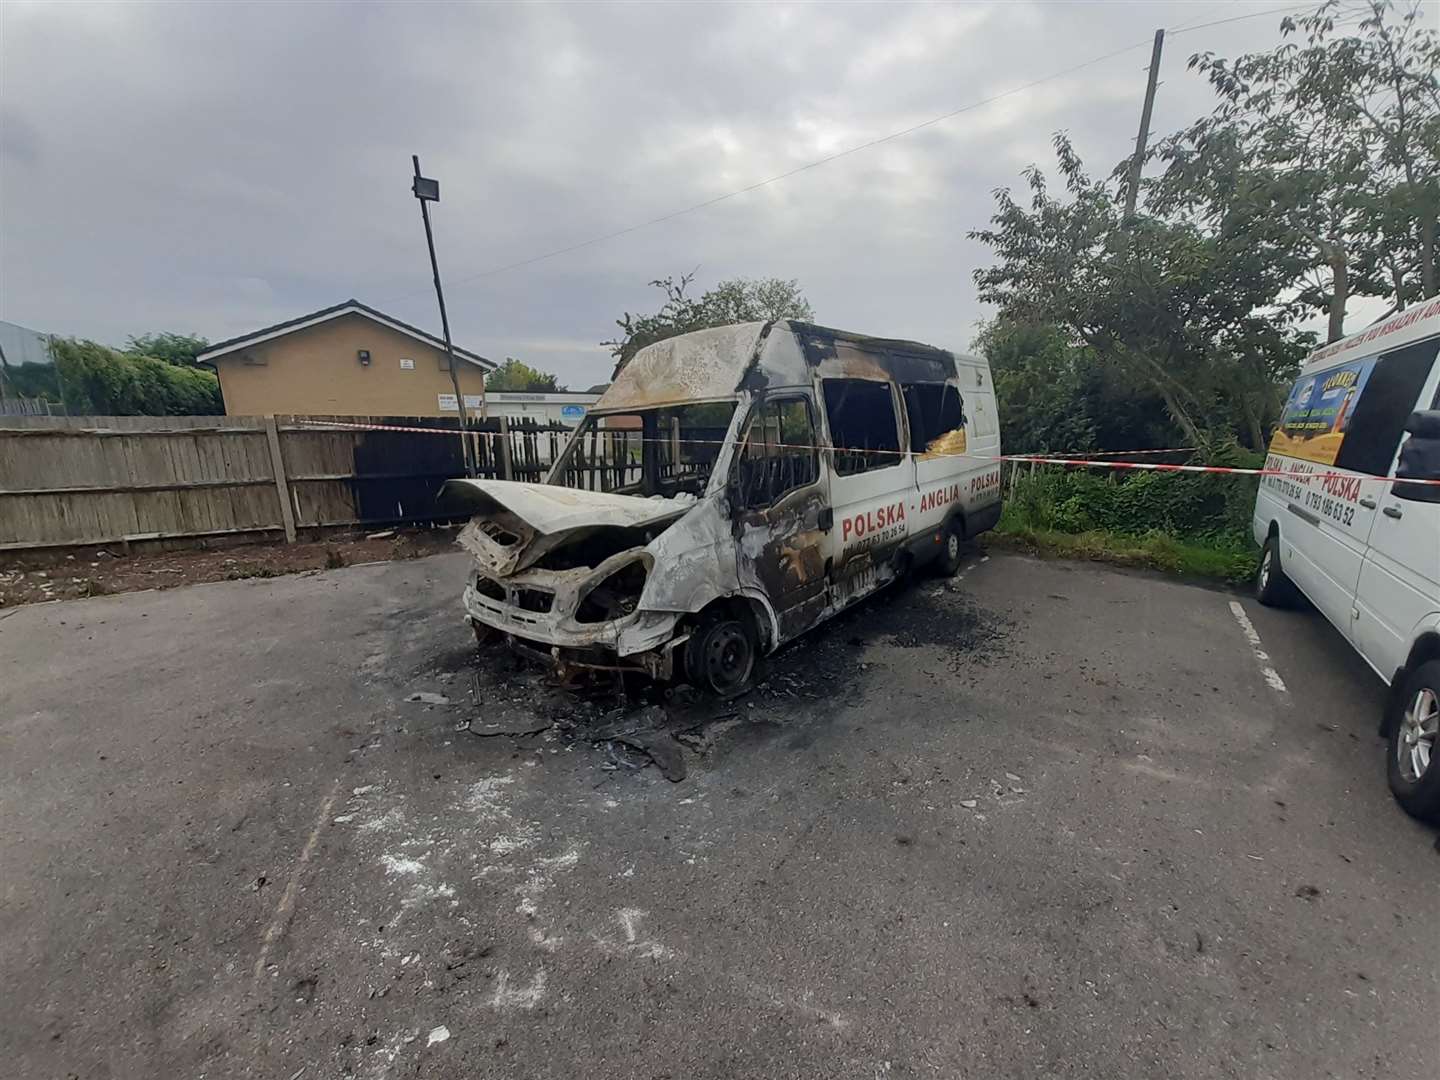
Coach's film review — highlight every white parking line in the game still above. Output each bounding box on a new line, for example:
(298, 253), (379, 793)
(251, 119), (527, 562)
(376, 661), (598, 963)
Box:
(1228, 600), (1288, 694)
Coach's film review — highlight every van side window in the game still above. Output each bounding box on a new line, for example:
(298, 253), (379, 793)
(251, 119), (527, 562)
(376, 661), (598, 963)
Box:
(1334, 340), (1438, 476)
(736, 397), (818, 508)
(901, 382), (965, 453)
(822, 379), (901, 475)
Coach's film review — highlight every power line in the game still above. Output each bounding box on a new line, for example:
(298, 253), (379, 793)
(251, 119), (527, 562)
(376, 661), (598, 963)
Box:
(387, 3), (1317, 300)
(385, 36), (1155, 301)
(1169, 2), (1314, 36)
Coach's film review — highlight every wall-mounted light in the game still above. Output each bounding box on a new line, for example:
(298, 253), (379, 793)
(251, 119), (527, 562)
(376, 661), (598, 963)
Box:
(357, 349), (371, 366)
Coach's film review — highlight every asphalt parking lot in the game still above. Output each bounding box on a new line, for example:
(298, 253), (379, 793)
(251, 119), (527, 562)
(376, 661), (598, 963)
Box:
(2, 547), (1436, 1080)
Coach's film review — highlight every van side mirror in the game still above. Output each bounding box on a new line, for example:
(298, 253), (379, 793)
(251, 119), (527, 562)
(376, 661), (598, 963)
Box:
(1404, 409), (1440, 439)
(1394, 410), (1440, 502)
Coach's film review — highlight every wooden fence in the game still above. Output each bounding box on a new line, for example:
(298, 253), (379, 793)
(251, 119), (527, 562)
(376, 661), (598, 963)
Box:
(0, 414), (580, 554)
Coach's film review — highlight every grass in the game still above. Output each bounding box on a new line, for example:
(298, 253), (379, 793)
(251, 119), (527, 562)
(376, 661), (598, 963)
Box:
(994, 464), (1262, 586)
(993, 524), (1259, 585)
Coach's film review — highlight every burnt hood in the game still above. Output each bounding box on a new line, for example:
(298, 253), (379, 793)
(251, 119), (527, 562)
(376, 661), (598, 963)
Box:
(444, 479), (696, 575)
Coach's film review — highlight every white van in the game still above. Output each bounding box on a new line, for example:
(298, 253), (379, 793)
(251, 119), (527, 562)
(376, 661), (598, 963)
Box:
(1253, 299), (1440, 820)
(449, 320), (1002, 695)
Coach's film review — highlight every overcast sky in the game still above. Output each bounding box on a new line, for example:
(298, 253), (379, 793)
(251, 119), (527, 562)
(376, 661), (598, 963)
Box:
(0, 1), (1377, 389)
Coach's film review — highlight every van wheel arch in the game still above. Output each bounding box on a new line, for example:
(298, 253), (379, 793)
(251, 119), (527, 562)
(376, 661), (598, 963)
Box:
(682, 596), (768, 697)
(945, 507), (969, 540)
(1384, 632), (1440, 737)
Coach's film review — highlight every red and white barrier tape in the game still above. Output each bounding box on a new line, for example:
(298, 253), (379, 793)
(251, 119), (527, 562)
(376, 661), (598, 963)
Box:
(289, 418), (1440, 486)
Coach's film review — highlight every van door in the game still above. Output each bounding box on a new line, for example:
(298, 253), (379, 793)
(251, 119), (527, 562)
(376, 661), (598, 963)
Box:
(817, 376), (913, 606)
(731, 395), (830, 642)
(1352, 340), (1440, 681)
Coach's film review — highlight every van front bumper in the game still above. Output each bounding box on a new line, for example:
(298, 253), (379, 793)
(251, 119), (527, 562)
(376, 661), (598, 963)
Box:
(462, 581), (685, 679)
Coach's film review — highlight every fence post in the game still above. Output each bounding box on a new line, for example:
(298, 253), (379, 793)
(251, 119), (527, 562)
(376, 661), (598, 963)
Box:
(498, 416), (513, 480)
(264, 415), (298, 543)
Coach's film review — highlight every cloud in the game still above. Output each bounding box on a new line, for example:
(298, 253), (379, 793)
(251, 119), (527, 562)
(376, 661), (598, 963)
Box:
(0, 1), (1322, 387)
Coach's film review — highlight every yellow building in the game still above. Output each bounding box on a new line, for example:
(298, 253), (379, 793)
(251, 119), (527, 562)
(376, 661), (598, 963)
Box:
(199, 300), (495, 417)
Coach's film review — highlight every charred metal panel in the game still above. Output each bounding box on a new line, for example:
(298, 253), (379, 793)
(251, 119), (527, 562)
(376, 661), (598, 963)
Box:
(749, 325), (811, 391)
(636, 497), (742, 622)
(464, 547), (653, 646)
(599, 322), (767, 411)
(447, 478), (694, 574)
(734, 484), (829, 643)
(789, 321), (957, 384)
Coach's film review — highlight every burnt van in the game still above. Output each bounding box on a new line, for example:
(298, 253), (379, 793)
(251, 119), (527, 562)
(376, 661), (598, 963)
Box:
(1253, 299), (1440, 820)
(449, 320), (1002, 695)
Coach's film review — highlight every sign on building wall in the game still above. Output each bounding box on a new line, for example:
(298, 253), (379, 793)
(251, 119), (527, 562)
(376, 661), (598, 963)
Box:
(399, 358), (415, 370)
(561, 404), (588, 422)
(438, 393), (486, 412)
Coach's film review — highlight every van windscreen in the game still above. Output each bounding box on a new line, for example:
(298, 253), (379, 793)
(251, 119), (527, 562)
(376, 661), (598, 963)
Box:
(552, 402), (736, 497)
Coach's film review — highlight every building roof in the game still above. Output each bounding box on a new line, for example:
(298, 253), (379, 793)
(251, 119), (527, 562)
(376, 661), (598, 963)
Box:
(0, 319), (54, 366)
(197, 299), (495, 370)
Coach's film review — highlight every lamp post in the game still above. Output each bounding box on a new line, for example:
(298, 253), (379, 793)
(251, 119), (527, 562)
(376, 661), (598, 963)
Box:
(411, 154), (476, 476)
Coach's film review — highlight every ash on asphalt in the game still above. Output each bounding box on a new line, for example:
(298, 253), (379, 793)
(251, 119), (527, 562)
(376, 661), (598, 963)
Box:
(418, 573), (1013, 782)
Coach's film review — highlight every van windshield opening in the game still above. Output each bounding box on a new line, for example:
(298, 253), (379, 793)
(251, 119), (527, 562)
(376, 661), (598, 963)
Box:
(551, 402), (737, 498)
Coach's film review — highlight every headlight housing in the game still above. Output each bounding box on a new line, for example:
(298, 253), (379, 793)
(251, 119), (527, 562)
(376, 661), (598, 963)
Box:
(575, 558), (649, 624)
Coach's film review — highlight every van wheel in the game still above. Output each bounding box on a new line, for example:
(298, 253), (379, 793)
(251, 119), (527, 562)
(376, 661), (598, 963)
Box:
(686, 612), (756, 698)
(935, 519), (965, 577)
(1255, 536), (1297, 607)
(1387, 660), (1440, 822)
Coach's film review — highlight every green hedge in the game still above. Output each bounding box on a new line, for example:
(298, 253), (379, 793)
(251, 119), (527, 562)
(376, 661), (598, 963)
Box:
(998, 447), (1263, 582)
(51, 338), (223, 416)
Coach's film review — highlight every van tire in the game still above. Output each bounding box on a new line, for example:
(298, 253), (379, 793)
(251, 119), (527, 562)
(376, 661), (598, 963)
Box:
(685, 610), (756, 699)
(935, 519), (965, 577)
(1386, 659), (1440, 822)
(1255, 535), (1298, 608)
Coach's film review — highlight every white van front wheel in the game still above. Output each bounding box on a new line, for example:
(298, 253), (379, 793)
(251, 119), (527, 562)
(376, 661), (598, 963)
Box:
(1387, 660), (1440, 822)
(1255, 536), (1298, 607)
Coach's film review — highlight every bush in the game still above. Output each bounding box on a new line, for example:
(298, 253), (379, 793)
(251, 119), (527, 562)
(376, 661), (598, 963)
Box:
(50, 338), (223, 415)
(998, 447), (1263, 583)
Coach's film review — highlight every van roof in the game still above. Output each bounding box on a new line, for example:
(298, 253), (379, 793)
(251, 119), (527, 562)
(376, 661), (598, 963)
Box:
(1301, 298), (1440, 374)
(597, 320), (969, 413)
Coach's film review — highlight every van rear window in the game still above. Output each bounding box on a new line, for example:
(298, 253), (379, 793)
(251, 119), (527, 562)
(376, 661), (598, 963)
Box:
(1333, 340), (1438, 476)
(822, 379), (902, 475)
(1270, 338), (1438, 474)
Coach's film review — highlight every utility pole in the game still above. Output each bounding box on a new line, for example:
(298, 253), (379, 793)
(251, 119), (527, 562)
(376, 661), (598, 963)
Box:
(411, 154), (475, 476)
(1124, 28), (1165, 221)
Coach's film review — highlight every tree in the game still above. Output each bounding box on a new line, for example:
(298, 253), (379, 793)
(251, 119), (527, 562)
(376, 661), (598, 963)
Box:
(970, 135), (1312, 448)
(974, 319), (1191, 455)
(125, 332), (211, 367)
(1157, 1), (1439, 341)
(484, 357), (566, 392)
(1332, 1), (1440, 302)
(603, 272), (814, 373)
(50, 338), (223, 415)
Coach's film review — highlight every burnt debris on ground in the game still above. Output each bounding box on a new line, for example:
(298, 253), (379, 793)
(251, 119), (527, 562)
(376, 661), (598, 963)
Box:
(408, 575), (1012, 782)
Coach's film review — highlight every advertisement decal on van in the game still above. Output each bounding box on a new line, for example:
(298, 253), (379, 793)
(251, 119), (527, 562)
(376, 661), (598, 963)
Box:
(1269, 355), (1377, 466)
